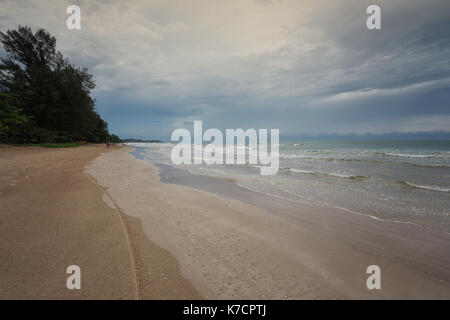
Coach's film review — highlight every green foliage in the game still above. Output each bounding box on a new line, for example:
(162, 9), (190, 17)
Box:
(0, 92), (28, 133)
(110, 134), (121, 143)
(0, 26), (118, 144)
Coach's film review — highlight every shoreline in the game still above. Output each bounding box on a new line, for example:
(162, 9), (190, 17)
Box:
(1, 144), (449, 299)
(131, 144), (450, 235)
(88, 147), (450, 299)
(155, 162), (448, 235)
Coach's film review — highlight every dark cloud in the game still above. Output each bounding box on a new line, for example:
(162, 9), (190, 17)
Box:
(1, 0), (449, 139)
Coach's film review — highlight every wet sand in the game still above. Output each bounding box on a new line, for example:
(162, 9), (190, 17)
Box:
(0, 144), (199, 299)
(87, 148), (450, 299)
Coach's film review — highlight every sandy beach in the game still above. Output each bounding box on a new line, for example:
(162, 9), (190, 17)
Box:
(1, 0), (449, 305)
(87, 147), (449, 299)
(0, 145), (198, 299)
(1, 145), (449, 299)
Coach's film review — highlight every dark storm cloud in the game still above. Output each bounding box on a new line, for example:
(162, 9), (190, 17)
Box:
(1, 0), (449, 139)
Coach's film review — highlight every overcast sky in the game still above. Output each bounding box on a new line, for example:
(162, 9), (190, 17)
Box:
(1, 0), (449, 140)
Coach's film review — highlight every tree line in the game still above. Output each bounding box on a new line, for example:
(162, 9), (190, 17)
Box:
(0, 26), (119, 144)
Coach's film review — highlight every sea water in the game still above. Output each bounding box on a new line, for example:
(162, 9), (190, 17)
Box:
(129, 140), (450, 233)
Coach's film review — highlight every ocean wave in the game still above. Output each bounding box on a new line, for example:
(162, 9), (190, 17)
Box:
(397, 181), (450, 192)
(400, 162), (450, 169)
(381, 152), (441, 158)
(281, 153), (450, 169)
(334, 157), (450, 169)
(280, 154), (314, 159)
(289, 168), (367, 180)
(289, 168), (316, 174)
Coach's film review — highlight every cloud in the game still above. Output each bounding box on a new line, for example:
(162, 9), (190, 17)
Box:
(319, 78), (450, 104)
(1, 0), (449, 139)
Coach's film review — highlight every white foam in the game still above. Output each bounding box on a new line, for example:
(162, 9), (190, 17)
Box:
(384, 152), (438, 158)
(290, 168), (316, 174)
(404, 181), (450, 193)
